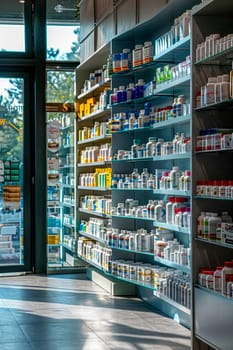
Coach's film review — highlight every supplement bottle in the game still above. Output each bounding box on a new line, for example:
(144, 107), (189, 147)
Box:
(213, 266), (223, 293)
(208, 213), (221, 240)
(222, 261), (233, 295)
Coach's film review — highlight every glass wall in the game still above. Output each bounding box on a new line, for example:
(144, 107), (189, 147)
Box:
(46, 1), (80, 271)
(0, 77), (24, 265)
(0, 1), (26, 52)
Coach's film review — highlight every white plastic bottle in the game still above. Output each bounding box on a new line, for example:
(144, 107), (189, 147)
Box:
(197, 211), (206, 238)
(154, 200), (166, 222)
(208, 213), (221, 240)
(222, 261), (233, 295)
(213, 266), (223, 293)
(166, 197), (175, 224)
(170, 166), (182, 189)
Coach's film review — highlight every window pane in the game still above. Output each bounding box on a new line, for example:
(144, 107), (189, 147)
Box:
(46, 70), (75, 103)
(0, 77), (24, 265)
(47, 25), (80, 61)
(46, 0), (80, 61)
(0, 1), (25, 52)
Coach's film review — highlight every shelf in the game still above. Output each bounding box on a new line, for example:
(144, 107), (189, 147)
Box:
(47, 243), (61, 247)
(112, 215), (190, 233)
(111, 95), (157, 107)
(153, 189), (190, 196)
(153, 291), (191, 315)
(153, 221), (190, 234)
(47, 201), (61, 208)
(195, 237), (233, 249)
(61, 125), (73, 131)
(63, 223), (75, 229)
(196, 148), (233, 155)
(79, 208), (111, 218)
(63, 244), (76, 253)
(79, 231), (106, 244)
(154, 75), (190, 95)
(60, 165), (74, 169)
(195, 46), (233, 66)
(78, 186), (111, 191)
(195, 98), (233, 111)
(111, 187), (153, 191)
(63, 202), (75, 208)
(62, 184), (75, 189)
(111, 60), (157, 77)
(77, 254), (156, 291)
(78, 135), (111, 145)
(76, 42), (110, 72)
(154, 36), (191, 63)
(153, 255), (191, 274)
(112, 126), (154, 134)
(61, 144), (74, 150)
(194, 195), (233, 201)
(153, 153), (191, 161)
(111, 246), (154, 256)
(153, 115), (191, 129)
(77, 78), (111, 100)
(77, 161), (111, 168)
(194, 284), (233, 305)
(77, 108), (111, 123)
(112, 157), (153, 163)
(112, 214), (154, 222)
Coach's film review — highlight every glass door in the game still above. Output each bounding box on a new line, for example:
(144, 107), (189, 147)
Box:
(0, 73), (32, 272)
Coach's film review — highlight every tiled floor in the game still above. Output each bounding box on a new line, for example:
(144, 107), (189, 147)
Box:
(0, 273), (191, 349)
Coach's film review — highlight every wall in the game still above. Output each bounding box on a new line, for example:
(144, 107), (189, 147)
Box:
(79, 0), (168, 63)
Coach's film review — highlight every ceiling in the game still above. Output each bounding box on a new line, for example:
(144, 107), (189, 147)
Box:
(0, 0), (79, 24)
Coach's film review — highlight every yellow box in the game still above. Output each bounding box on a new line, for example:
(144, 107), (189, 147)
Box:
(87, 97), (95, 105)
(79, 103), (85, 118)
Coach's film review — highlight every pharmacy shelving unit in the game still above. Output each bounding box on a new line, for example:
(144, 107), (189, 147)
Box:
(108, 0), (201, 328)
(75, 0), (200, 332)
(76, 43), (112, 264)
(191, 1), (233, 349)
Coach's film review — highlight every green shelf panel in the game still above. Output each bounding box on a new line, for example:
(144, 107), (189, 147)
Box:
(63, 223), (75, 229)
(79, 231), (106, 244)
(77, 108), (111, 123)
(77, 254), (156, 291)
(153, 255), (191, 274)
(77, 78), (111, 100)
(111, 187), (153, 191)
(153, 189), (191, 196)
(78, 186), (111, 191)
(79, 208), (111, 218)
(111, 246), (154, 256)
(111, 60), (157, 77)
(112, 214), (154, 222)
(111, 126), (154, 134)
(154, 75), (190, 95)
(154, 36), (190, 63)
(153, 115), (191, 129)
(78, 135), (111, 145)
(77, 161), (111, 168)
(112, 157), (153, 163)
(153, 152), (191, 161)
(153, 291), (191, 315)
(153, 221), (190, 234)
